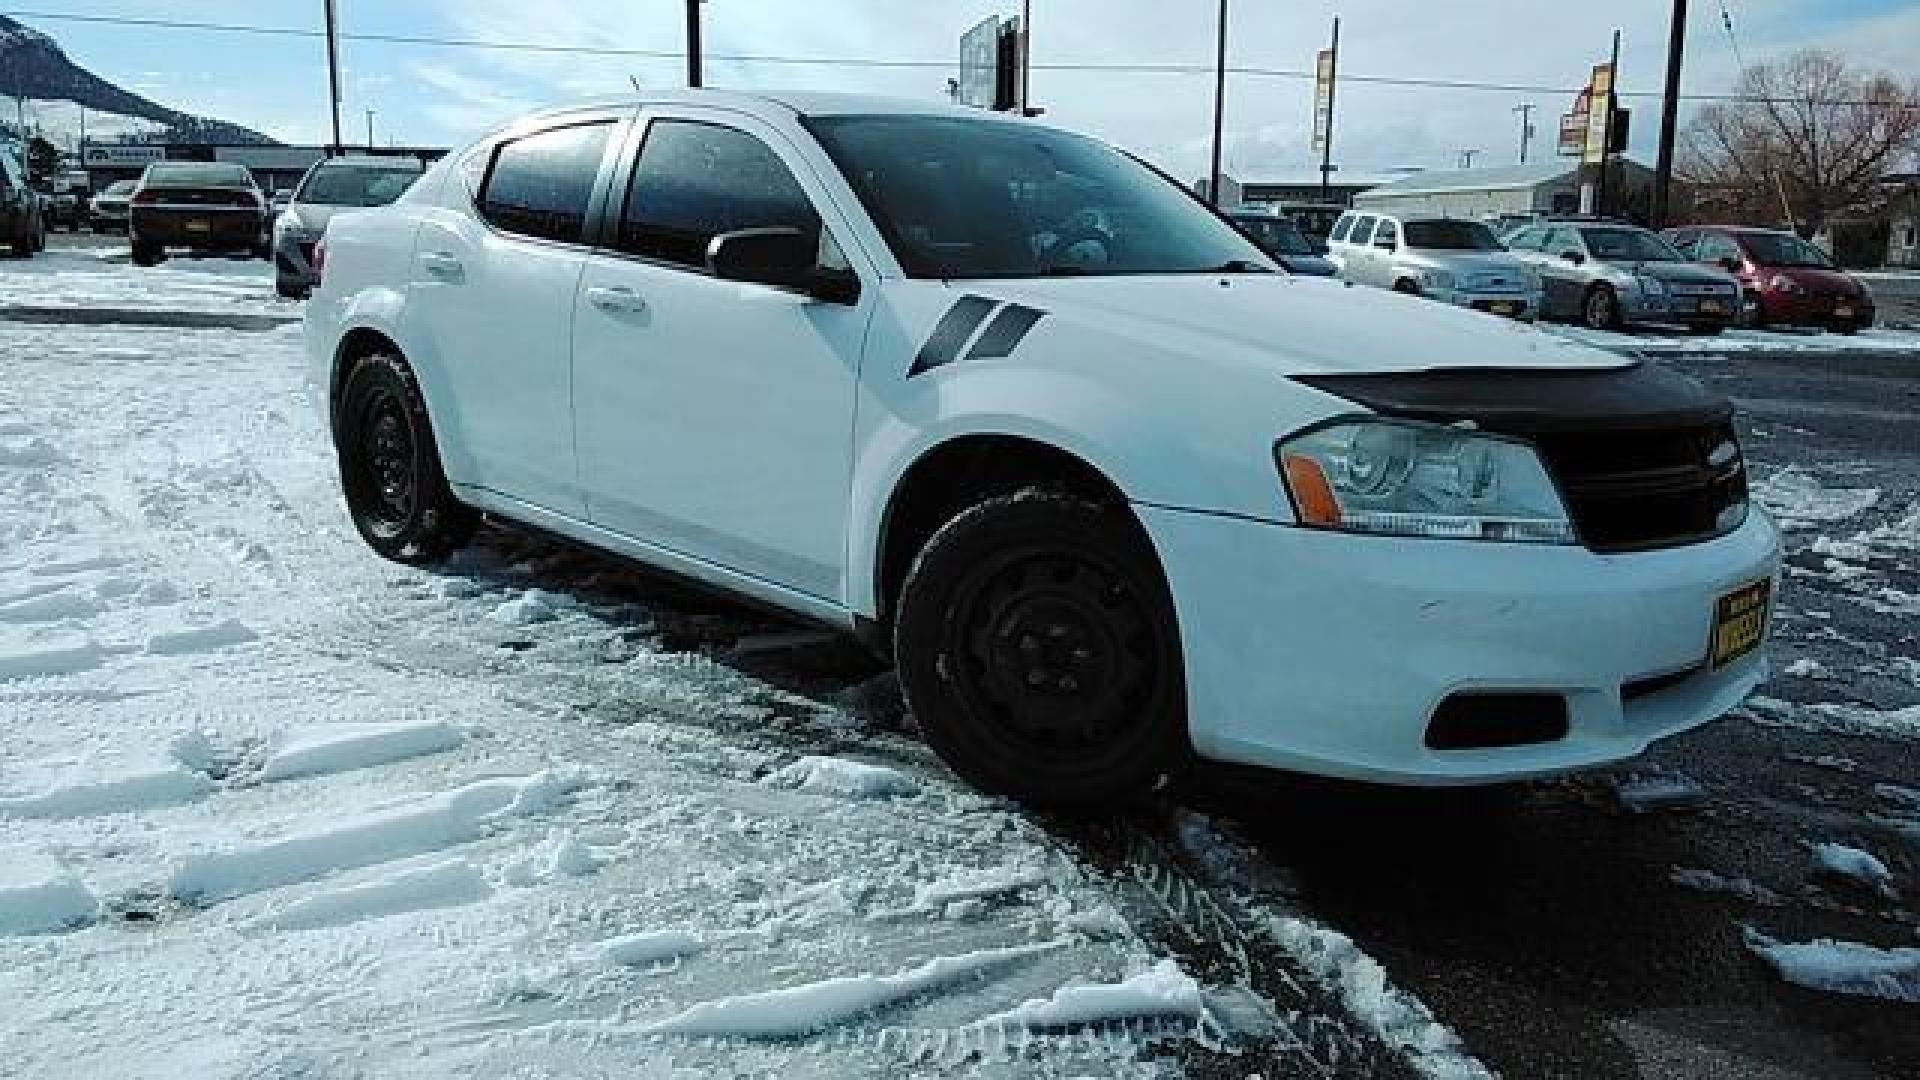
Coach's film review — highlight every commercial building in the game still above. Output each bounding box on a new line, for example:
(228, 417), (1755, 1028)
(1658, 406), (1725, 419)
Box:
(80, 143), (447, 195)
(1353, 159), (1656, 221)
(1200, 172), (1395, 209)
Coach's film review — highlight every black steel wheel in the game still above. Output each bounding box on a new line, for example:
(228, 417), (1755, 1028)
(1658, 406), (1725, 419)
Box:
(895, 491), (1186, 809)
(336, 353), (475, 564)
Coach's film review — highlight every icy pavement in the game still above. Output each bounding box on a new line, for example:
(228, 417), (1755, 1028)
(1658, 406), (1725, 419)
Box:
(0, 248), (1429, 1076)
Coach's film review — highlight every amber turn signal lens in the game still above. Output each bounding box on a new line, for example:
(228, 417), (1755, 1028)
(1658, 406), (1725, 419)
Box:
(1282, 453), (1342, 526)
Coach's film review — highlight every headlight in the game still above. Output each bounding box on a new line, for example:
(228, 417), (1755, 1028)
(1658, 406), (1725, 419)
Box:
(1419, 268), (1455, 291)
(1638, 276), (1666, 296)
(1277, 419), (1576, 544)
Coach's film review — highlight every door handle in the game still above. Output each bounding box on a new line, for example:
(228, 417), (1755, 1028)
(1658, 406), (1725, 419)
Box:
(585, 285), (648, 317)
(419, 250), (465, 283)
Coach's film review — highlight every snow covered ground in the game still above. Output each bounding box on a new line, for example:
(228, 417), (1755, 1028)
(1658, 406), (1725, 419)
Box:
(0, 250), (1359, 1077)
(1545, 321), (1920, 357)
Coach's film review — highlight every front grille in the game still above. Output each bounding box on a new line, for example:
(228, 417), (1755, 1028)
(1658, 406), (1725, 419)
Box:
(1530, 421), (1748, 552)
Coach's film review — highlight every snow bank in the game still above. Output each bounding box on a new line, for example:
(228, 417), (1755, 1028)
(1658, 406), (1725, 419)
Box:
(0, 846), (99, 936)
(603, 929), (703, 969)
(1264, 915), (1492, 1080)
(168, 772), (574, 903)
(1744, 928), (1920, 1003)
(645, 941), (1060, 1037)
(0, 756), (212, 820)
(973, 959), (1204, 1029)
(1809, 842), (1898, 900)
(257, 720), (465, 783)
(764, 755), (920, 800)
(247, 858), (490, 934)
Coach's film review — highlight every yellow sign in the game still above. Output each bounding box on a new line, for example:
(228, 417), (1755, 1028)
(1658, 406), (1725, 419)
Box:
(1583, 63), (1614, 165)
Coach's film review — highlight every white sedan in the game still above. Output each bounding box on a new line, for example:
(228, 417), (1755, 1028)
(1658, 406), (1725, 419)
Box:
(306, 90), (1779, 808)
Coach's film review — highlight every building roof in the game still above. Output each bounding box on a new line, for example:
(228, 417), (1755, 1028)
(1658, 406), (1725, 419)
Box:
(1361, 161), (1582, 197)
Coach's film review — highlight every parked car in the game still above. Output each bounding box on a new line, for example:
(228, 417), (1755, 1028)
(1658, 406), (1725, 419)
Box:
(0, 145), (47, 257)
(89, 179), (137, 233)
(1506, 220), (1739, 334)
(1275, 201), (1346, 254)
(1665, 226), (1875, 333)
(128, 161), (270, 266)
(309, 92), (1779, 809)
(1227, 210), (1336, 275)
(1328, 212), (1536, 319)
(273, 156), (424, 298)
(45, 188), (86, 232)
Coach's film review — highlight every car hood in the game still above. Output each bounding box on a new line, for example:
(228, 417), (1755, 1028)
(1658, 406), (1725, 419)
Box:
(1767, 265), (1862, 295)
(961, 274), (1626, 375)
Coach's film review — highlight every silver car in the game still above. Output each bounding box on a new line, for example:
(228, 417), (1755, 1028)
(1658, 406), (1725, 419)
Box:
(1505, 220), (1740, 335)
(273, 156), (423, 298)
(1328, 212), (1536, 319)
(89, 179), (137, 233)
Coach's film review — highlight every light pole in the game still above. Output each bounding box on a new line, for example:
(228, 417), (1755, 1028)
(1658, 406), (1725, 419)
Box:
(323, 0), (343, 155)
(366, 109), (376, 150)
(686, 0), (703, 88)
(1514, 103), (1535, 164)
(1207, 0), (1227, 206)
(1652, 0), (1687, 227)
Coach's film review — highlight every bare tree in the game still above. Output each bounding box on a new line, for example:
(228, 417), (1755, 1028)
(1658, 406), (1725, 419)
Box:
(1680, 49), (1920, 237)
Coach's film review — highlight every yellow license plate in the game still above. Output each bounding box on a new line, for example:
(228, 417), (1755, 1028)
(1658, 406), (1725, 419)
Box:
(1835, 305), (1854, 319)
(1698, 298), (1726, 314)
(1710, 580), (1771, 669)
(1490, 301), (1517, 316)
(186, 219), (210, 233)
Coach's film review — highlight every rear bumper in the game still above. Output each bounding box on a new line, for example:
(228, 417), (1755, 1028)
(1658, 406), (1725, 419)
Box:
(1139, 504), (1781, 785)
(131, 207), (264, 248)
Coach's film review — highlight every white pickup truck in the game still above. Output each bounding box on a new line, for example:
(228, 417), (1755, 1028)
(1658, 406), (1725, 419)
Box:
(306, 91), (1779, 809)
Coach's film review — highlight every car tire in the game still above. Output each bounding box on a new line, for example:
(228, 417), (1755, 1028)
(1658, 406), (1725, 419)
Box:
(335, 352), (477, 565)
(894, 490), (1188, 810)
(130, 240), (162, 267)
(1393, 279), (1421, 295)
(1583, 284), (1622, 331)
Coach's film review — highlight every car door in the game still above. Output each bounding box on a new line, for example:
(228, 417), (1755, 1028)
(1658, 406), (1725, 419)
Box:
(571, 110), (872, 602)
(404, 114), (623, 518)
(1536, 226), (1590, 320)
(1369, 217), (1401, 288)
(1341, 215), (1377, 283)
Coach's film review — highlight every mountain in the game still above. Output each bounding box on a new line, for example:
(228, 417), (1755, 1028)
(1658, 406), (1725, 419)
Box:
(0, 15), (276, 145)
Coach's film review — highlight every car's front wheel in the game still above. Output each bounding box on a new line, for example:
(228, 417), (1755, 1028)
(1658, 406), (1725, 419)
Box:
(335, 353), (476, 564)
(1583, 284), (1622, 331)
(894, 491), (1187, 810)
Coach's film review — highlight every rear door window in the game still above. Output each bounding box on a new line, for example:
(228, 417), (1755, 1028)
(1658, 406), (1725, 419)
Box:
(478, 121), (616, 245)
(1349, 215), (1377, 245)
(618, 119), (821, 270)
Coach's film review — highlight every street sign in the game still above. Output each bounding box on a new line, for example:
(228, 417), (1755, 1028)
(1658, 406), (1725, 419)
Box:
(1583, 63), (1615, 165)
(1311, 48), (1336, 154)
(958, 16), (1000, 109)
(81, 144), (165, 166)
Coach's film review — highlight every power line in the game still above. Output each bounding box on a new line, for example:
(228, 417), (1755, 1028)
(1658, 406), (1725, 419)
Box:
(4, 8), (1914, 109)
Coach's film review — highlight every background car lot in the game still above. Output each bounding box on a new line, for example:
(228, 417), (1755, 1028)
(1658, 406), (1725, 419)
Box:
(3, 233), (1919, 1077)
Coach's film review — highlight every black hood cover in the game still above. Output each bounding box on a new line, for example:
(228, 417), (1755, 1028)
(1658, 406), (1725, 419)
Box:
(1294, 361), (1732, 436)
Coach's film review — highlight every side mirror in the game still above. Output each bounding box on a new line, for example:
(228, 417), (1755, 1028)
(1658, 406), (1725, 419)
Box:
(706, 227), (860, 304)
(1560, 250), (1586, 265)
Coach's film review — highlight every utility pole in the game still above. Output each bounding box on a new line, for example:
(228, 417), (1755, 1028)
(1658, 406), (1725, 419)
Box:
(366, 109), (376, 150)
(1652, 0), (1687, 227)
(1594, 28), (1621, 219)
(1019, 0), (1032, 115)
(323, 0), (343, 155)
(1514, 103), (1535, 164)
(1207, 0), (1227, 206)
(685, 0), (703, 89)
(1459, 148), (1483, 169)
(1317, 17), (1340, 203)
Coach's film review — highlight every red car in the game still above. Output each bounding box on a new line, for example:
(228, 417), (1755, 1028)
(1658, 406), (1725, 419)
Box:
(1664, 226), (1875, 333)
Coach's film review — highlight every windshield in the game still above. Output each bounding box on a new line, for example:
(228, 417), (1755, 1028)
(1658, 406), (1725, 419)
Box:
(145, 163), (255, 189)
(1403, 220), (1503, 251)
(1739, 232), (1833, 268)
(1580, 227), (1681, 263)
(297, 164), (421, 207)
(806, 115), (1271, 278)
(1232, 216), (1316, 257)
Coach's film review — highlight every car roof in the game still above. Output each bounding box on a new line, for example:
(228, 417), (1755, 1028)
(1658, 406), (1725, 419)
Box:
(516, 89), (1009, 129)
(314, 156), (424, 170)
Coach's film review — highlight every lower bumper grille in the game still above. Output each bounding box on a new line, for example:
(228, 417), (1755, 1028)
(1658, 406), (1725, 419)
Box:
(1531, 421), (1749, 552)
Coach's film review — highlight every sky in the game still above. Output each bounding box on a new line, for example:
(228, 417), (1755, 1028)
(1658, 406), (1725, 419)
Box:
(12, 0), (1920, 182)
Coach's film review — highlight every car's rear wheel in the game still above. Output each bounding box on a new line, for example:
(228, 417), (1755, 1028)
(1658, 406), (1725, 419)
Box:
(335, 353), (476, 564)
(894, 491), (1187, 810)
(1583, 284), (1621, 331)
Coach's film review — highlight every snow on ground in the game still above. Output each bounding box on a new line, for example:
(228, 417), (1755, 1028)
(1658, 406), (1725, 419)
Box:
(0, 251), (1257, 1077)
(1743, 929), (1920, 1003)
(1545, 321), (1920, 357)
(1807, 842), (1899, 901)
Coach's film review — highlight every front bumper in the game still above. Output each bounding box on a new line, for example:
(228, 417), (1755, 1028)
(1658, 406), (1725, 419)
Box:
(131, 207), (264, 249)
(1138, 505), (1781, 785)
(1623, 291), (1736, 327)
(1431, 287), (1534, 319)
